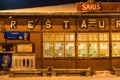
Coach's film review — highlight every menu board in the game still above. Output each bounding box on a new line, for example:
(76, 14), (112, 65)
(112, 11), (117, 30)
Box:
(16, 43), (33, 53)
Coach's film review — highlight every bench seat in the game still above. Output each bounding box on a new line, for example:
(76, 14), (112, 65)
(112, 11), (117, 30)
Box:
(9, 69), (42, 77)
(113, 67), (120, 76)
(52, 67), (91, 76)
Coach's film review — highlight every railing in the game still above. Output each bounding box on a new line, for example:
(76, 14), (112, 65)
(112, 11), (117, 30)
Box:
(11, 54), (35, 70)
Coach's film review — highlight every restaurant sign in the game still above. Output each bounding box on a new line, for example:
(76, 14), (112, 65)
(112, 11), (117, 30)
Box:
(78, 3), (101, 12)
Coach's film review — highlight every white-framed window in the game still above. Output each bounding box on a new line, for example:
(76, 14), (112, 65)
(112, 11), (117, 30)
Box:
(77, 32), (109, 58)
(43, 33), (75, 58)
(112, 32), (120, 57)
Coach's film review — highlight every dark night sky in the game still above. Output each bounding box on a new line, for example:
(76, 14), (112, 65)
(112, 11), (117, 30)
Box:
(0, 0), (120, 10)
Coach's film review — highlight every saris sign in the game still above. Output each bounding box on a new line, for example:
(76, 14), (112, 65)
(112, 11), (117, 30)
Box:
(81, 3), (101, 11)
(77, 2), (101, 12)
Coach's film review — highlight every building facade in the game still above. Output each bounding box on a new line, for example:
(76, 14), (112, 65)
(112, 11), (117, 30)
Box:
(0, 1), (120, 72)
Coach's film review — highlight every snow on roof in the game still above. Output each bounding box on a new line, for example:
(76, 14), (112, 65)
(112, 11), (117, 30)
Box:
(0, 3), (77, 13)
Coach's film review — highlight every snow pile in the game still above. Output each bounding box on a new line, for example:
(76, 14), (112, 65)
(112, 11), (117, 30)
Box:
(0, 71), (120, 80)
(94, 70), (114, 77)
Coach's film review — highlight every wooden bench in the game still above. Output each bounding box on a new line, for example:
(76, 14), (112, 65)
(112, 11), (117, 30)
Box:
(9, 69), (42, 77)
(52, 67), (91, 76)
(113, 67), (120, 76)
(41, 69), (50, 77)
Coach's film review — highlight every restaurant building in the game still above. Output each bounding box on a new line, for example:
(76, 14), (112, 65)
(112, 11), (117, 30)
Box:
(0, 0), (120, 73)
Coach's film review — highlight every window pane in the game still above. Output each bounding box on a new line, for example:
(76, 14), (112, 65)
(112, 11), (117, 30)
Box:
(116, 33), (120, 40)
(43, 42), (53, 57)
(99, 33), (109, 41)
(112, 33), (116, 41)
(93, 33), (98, 41)
(112, 33), (120, 41)
(54, 33), (64, 41)
(54, 42), (64, 57)
(89, 43), (98, 57)
(65, 33), (75, 41)
(100, 42), (109, 57)
(78, 33), (88, 41)
(43, 33), (53, 41)
(65, 43), (75, 57)
(88, 33), (98, 41)
(112, 42), (120, 57)
(89, 34), (93, 41)
(78, 43), (88, 57)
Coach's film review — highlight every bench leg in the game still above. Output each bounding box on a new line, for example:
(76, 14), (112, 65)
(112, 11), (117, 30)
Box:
(86, 71), (90, 76)
(35, 73), (39, 76)
(115, 71), (120, 76)
(9, 72), (15, 77)
(52, 71), (56, 76)
(42, 71), (47, 77)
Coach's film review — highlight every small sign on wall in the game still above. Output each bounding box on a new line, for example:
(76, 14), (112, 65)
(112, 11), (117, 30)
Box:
(16, 43), (34, 53)
(0, 53), (12, 70)
(4, 31), (30, 41)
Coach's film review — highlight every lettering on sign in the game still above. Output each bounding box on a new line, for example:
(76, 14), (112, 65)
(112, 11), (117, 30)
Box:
(88, 19), (97, 27)
(28, 21), (35, 29)
(116, 20), (120, 28)
(80, 19), (105, 29)
(63, 20), (70, 29)
(10, 20), (17, 29)
(99, 20), (105, 28)
(45, 19), (52, 29)
(80, 20), (87, 29)
(81, 3), (101, 11)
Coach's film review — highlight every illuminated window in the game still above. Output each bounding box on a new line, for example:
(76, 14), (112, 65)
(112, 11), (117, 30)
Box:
(78, 43), (88, 57)
(89, 42), (98, 57)
(78, 32), (109, 58)
(54, 42), (64, 57)
(43, 33), (75, 58)
(99, 33), (109, 41)
(65, 43), (75, 57)
(112, 32), (120, 57)
(112, 42), (120, 57)
(99, 42), (109, 57)
(65, 33), (75, 41)
(78, 33), (88, 41)
(43, 42), (53, 57)
(43, 33), (53, 41)
(99, 33), (109, 57)
(54, 33), (64, 41)
(88, 33), (98, 41)
(112, 33), (120, 41)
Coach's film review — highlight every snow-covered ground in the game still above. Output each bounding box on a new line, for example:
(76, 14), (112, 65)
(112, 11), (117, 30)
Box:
(0, 71), (120, 80)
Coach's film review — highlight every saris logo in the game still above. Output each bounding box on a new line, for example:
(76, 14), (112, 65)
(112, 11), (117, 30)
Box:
(81, 3), (101, 11)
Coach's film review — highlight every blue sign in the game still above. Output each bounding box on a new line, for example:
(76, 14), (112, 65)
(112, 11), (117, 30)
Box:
(0, 53), (12, 70)
(4, 31), (30, 41)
